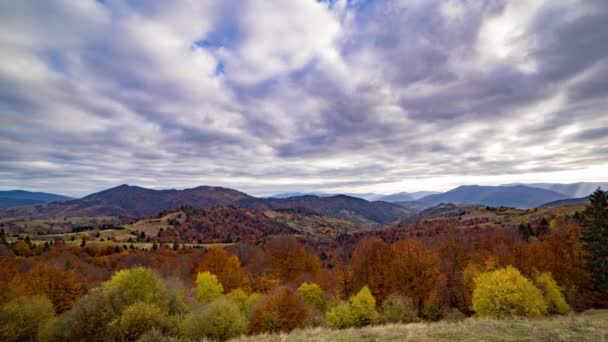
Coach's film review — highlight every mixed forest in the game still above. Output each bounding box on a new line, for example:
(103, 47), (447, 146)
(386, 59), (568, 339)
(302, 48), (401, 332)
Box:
(0, 188), (607, 341)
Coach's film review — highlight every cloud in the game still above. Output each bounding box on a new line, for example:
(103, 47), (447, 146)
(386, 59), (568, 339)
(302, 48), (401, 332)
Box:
(0, 0), (606, 197)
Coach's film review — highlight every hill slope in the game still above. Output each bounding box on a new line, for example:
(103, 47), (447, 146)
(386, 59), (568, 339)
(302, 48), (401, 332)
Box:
(0, 190), (74, 208)
(540, 196), (589, 207)
(0, 185), (416, 226)
(417, 185), (568, 208)
(0, 184), (254, 219)
(238, 195), (416, 226)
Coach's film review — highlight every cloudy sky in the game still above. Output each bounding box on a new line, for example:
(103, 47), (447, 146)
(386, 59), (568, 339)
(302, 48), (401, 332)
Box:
(1, 0), (607, 197)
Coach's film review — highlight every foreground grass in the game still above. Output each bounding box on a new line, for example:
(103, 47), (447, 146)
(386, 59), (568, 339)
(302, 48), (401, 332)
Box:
(232, 310), (608, 342)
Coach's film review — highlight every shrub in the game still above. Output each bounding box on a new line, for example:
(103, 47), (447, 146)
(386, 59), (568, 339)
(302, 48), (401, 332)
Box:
(195, 272), (224, 304)
(381, 294), (417, 324)
(297, 282), (326, 310)
(179, 298), (247, 341)
(350, 286), (379, 326)
(534, 272), (570, 315)
(60, 288), (117, 341)
(37, 317), (64, 342)
(249, 286), (310, 333)
(227, 289), (261, 317)
(442, 308), (466, 322)
(326, 300), (355, 329)
(116, 302), (168, 341)
(103, 267), (170, 312)
(326, 286), (380, 329)
(0, 296), (55, 342)
(472, 266), (547, 318)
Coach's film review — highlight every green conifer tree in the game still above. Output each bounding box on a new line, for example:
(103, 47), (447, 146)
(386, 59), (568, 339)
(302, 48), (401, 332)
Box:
(580, 188), (608, 298)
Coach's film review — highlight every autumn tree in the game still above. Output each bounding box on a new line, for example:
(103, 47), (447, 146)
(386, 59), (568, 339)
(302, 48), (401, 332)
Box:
(194, 272), (224, 304)
(0, 296), (55, 342)
(116, 302), (169, 341)
(196, 247), (248, 292)
(433, 239), (470, 312)
(11, 264), (83, 313)
(326, 285), (379, 328)
(297, 282), (326, 311)
(523, 222), (591, 310)
(389, 239), (445, 316)
(351, 237), (393, 302)
(265, 236), (319, 282)
(180, 297), (247, 341)
(249, 286), (310, 333)
(534, 272), (570, 315)
(472, 266), (547, 318)
(580, 188), (608, 300)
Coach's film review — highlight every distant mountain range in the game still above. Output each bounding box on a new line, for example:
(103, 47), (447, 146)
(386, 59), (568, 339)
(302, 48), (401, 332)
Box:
(0, 190), (74, 208)
(1, 182), (601, 223)
(501, 182), (607, 198)
(0, 184), (413, 226)
(270, 191), (439, 201)
(400, 185), (569, 209)
(375, 191), (441, 202)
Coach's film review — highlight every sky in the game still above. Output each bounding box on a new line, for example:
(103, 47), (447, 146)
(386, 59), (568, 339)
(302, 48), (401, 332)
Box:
(0, 0), (607, 198)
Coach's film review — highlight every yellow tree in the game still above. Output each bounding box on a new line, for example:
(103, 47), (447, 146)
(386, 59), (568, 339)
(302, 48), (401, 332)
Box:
(472, 266), (547, 318)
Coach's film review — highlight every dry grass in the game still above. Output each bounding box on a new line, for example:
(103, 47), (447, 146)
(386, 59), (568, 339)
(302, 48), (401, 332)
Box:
(231, 311), (608, 342)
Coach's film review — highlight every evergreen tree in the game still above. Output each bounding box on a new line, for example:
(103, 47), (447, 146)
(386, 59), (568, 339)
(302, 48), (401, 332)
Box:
(537, 217), (550, 237)
(518, 223), (533, 241)
(580, 188), (608, 298)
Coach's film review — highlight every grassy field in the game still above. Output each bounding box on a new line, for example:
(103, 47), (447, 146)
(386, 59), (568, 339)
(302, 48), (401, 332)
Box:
(233, 310), (608, 342)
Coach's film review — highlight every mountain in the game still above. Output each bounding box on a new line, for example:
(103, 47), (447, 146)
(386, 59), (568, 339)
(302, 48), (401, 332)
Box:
(377, 191), (441, 202)
(502, 182), (607, 198)
(269, 192), (381, 201)
(0, 185), (416, 226)
(238, 195), (416, 227)
(0, 190), (74, 208)
(540, 196), (590, 207)
(270, 192), (338, 198)
(416, 185), (569, 209)
(0, 184), (254, 219)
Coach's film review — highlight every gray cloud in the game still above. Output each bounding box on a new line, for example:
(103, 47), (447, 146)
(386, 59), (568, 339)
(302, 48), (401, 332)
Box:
(0, 0), (607, 197)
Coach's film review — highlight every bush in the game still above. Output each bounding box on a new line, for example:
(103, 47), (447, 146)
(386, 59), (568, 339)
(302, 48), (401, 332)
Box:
(350, 286), (379, 326)
(326, 286), (380, 329)
(381, 294), (417, 324)
(227, 289), (261, 317)
(534, 272), (570, 315)
(472, 266), (547, 318)
(37, 317), (64, 342)
(195, 272), (224, 304)
(297, 282), (326, 310)
(116, 302), (168, 341)
(326, 300), (355, 329)
(442, 308), (466, 322)
(103, 267), (170, 312)
(0, 296), (55, 342)
(249, 286), (310, 333)
(60, 288), (117, 341)
(179, 298), (247, 341)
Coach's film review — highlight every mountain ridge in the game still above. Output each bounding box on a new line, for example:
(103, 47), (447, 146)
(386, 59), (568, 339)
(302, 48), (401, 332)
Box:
(413, 185), (569, 209)
(0, 190), (74, 208)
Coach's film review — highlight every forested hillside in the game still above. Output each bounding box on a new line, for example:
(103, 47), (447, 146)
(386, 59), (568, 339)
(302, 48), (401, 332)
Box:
(0, 189), (606, 341)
